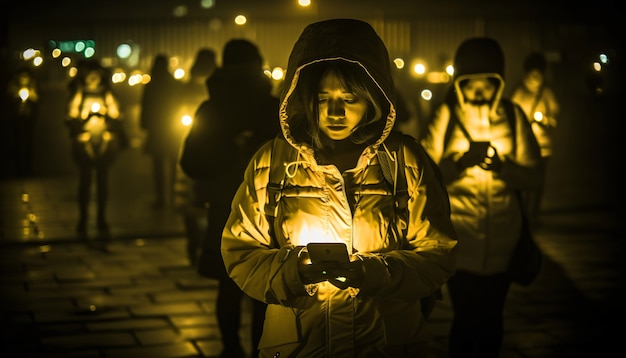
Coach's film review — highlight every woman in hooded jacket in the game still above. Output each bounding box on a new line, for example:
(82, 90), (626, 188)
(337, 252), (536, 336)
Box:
(221, 19), (457, 357)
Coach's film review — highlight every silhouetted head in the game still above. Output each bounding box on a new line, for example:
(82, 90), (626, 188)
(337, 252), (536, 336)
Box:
(150, 54), (171, 78)
(190, 48), (217, 79)
(222, 39), (263, 69)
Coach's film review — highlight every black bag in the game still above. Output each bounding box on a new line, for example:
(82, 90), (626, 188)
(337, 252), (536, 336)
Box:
(508, 203), (542, 285)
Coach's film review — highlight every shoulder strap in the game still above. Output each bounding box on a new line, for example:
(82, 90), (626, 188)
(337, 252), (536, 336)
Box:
(445, 98), (517, 150)
(266, 137), (298, 219)
(502, 98), (517, 150)
(529, 85), (545, 115)
(377, 131), (409, 228)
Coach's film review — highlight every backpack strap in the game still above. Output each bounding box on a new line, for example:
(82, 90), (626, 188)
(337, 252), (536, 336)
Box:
(265, 138), (299, 242)
(266, 138), (293, 219)
(377, 131), (409, 234)
(445, 98), (517, 150)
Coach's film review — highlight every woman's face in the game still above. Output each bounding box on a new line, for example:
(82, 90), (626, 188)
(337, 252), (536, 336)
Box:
(317, 70), (367, 141)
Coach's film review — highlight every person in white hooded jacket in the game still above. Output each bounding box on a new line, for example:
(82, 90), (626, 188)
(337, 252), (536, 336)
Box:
(221, 19), (457, 357)
(420, 37), (542, 357)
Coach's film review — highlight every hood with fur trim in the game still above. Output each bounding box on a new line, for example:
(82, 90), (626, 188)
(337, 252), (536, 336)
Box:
(279, 18), (397, 153)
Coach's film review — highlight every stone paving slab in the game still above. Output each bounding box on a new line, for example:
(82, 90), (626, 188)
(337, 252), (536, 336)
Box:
(1, 204), (624, 357)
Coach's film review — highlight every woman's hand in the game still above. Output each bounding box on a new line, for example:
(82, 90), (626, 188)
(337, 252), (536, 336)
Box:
(326, 260), (364, 289)
(297, 250), (364, 289)
(297, 250), (334, 285)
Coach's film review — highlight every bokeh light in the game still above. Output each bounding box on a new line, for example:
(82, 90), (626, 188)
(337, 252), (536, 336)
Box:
(235, 15), (247, 25)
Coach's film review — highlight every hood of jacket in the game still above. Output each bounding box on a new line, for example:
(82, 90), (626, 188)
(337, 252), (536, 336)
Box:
(452, 37), (505, 116)
(279, 18), (397, 154)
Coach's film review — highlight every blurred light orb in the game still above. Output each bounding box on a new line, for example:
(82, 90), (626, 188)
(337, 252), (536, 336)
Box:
(298, 0), (312, 6)
(593, 61), (602, 72)
(62, 57), (72, 67)
(22, 48), (36, 60)
(173, 5), (188, 17)
(19, 89), (29, 101)
(235, 15), (247, 25)
(209, 18), (223, 31)
(117, 44), (132, 59)
(68, 66), (77, 77)
(599, 53), (608, 64)
(413, 63), (426, 75)
(420, 89), (433, 101)
(84, 47), (95, 58)
(181, 114), (193, 126)
(393, 58), (405, 69)
(52, 48), (61, 58)
(446, 65), (455, 76)
(112, 71), (126, 84)
(74, 41), (85, 53)
(201, 0), (215, 9)
(271, 67), (284, 80)
(128, 73), (143, 86)
(33, 56), (43, 66)
(174, 68), (185, 79)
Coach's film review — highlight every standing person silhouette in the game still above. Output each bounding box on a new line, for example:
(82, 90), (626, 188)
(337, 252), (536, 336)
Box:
(179, 39), (279, 358)
(220, 19), (457, 357)
(66, 59), (126, 235)
(511, 52), (560, 227)
(174, 48), (217, 266)
(140, 54), (184, 208)
(421, 37), (543, 358)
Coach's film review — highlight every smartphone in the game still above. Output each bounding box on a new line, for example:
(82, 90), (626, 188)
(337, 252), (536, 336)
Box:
(469, 141), (491, 156)
(306, 242), (350, 264)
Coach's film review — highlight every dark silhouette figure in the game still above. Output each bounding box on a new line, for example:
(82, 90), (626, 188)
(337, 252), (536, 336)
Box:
(65, 59), (126, 235)
(140, 54), (184, 208)
(421, 37), (543, 358)
(6, 66), (40, 177)
(174, 48), (217, 266)
(180, 39), (279, 358)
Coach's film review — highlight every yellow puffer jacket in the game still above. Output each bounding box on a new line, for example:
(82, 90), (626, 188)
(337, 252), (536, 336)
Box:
(222, 135), (457, 356)
(222, 19), (457, 357)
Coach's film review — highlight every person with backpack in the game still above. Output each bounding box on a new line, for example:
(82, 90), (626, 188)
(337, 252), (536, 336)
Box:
(420, 37), (543, 357)
(179, 39), (278, 358)
(220, 19), (458, 357)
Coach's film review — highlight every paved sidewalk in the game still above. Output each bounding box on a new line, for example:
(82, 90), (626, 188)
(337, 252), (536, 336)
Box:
(1, 144), (624, 358)
(1, 169), (624, 357)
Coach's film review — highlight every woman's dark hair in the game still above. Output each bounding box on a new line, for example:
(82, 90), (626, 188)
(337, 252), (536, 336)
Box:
(287, 60), (388, 149)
